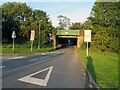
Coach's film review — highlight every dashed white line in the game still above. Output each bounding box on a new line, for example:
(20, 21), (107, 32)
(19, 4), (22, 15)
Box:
(0, 66), (5, 68)
(3, 56), (26, 60)
(30, 56), (49, 62)
(30, 52), (63, 62)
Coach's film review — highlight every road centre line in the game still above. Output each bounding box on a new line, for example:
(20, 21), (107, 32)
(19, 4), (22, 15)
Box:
(30, 56), (50, 62)
(3, 56), (26, 60)
(0, 66), (5, 68)
(30, 52), (62, 62)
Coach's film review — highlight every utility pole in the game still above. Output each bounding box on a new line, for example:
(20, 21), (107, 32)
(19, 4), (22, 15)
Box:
(38, 20), (42, 49)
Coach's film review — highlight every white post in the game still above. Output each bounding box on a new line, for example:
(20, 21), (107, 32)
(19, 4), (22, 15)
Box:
(31, 41), (33, 52)
(13, 38), (14, 51)
(86, 42), (88, 57)
(12, 31), (16, 51)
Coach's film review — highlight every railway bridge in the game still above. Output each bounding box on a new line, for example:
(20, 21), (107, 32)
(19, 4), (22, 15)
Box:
(52, 30), (84, 49)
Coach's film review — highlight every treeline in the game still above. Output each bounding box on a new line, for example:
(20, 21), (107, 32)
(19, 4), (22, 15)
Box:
(2, 2), (54, 47)
(70, 2), (119, 53)
(89, 2), (119, 53)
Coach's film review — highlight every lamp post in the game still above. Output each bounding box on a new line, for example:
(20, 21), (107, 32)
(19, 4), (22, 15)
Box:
(38, 20), (42, 49)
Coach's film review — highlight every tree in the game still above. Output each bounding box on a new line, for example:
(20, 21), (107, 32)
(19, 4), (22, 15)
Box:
(69, 22), (83, 30)
(2, 2), (54, 47)
(88, 2), (119, 52)
(57, 15), (70, 30)
(2, 2), (33, 43)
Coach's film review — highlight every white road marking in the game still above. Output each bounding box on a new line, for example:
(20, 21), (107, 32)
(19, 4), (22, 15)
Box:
(30, 56), (49, 62)
(30, 58), (40, 62)
(0, 66), (5, 68)
(18, 66), (53, 86)
(41, 53), (47, 55)
(30, 51), (62, 62)
(3, 56), (26, 60)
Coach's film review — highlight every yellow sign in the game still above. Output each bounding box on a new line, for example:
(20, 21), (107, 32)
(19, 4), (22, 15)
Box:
(84, 30), (91, 42)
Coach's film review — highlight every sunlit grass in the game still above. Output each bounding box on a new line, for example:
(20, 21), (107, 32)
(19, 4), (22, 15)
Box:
(79, 43), (118, 88)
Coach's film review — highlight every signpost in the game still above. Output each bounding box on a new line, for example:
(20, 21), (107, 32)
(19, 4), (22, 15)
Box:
(30, 30), (35, 52)
(12, 31), (16, 51)
(84, 30), (91, 56)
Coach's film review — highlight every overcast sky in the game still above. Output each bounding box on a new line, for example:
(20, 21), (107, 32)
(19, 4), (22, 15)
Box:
(1, 1), (95, 27)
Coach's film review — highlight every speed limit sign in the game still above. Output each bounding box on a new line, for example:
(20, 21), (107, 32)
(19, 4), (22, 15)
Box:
(30, 30), (35, 41)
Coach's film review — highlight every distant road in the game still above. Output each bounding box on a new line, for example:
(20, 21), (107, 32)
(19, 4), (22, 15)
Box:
(2, 47), (88, 88)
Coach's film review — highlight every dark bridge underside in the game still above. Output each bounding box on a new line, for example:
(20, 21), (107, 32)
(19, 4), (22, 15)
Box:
(57, 37), (77, 47)
(56, 30), (81, 48)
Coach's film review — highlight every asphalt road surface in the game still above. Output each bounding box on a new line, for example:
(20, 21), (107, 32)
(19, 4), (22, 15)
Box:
(2, 47), (88, 88)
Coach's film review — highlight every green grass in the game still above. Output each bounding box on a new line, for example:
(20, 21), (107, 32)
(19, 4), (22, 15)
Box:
(2, 44), (54, 54)
(79, 43), (118, 88)
(2, 47), (53, 54)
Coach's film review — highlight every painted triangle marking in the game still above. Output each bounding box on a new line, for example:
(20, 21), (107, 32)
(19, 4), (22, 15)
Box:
(18, 66), (53, 86)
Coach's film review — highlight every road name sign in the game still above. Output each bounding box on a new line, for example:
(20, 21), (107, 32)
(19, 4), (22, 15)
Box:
(12, 31), (16, 38)
(84, 30), (91, 42)
(30, 30), (35, 41)
(18, 66), (53, 86)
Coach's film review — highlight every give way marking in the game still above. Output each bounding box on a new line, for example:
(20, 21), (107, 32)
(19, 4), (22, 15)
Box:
(18, 66), (53, 86)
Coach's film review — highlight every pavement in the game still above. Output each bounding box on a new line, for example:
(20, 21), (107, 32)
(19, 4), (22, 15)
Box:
(2, 47), (90, 88)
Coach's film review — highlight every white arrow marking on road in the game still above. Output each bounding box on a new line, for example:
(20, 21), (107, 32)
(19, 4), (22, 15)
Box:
(18, 66), (53, 86)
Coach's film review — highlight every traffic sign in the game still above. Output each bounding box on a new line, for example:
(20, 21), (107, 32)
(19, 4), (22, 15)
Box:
(30, 30), (35, 41)
(84, 30), (91, 42)
(12, 31), (16, 38)
(84, 30), (91, 57)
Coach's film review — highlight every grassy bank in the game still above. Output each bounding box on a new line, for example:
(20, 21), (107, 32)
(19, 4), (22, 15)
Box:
(2, 44), (54, 54)
(79, 43), (118, 88)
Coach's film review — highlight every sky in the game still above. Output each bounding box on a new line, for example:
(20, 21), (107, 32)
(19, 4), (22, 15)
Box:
(0, 1), (95, 27)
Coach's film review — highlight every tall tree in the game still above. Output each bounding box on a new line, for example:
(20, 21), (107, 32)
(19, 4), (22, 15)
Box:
(2, 2), (32, 43)
(88, 2), (119, 52)
(2, 2), (54, 47)
(57, 15), (70, 30)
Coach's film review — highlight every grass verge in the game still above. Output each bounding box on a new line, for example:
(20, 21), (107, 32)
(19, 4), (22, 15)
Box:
(2, 47), (54, 54)
(79, 43), (118, 88)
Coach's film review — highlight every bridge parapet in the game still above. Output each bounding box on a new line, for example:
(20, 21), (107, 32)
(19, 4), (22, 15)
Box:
(56, 30), (80, 36)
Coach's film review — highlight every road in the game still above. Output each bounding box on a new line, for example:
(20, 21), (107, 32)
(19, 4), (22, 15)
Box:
(2, 47), (89, 88)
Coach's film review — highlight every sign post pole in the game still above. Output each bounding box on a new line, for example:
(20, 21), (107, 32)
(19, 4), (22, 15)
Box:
(87, 42), (88, 56)
(13, 38), (14, 51)
(12, 31), (16, 52)
(31, 41), (33, 52)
